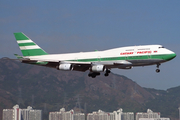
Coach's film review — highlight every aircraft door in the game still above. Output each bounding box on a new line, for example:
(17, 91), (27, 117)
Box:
(148, 51), (151, 59)
(98, 56), (101, 61)
(75, 57), (78, 61)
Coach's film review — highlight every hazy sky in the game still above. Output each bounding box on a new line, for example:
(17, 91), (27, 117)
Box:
(0, 0), (180, 90)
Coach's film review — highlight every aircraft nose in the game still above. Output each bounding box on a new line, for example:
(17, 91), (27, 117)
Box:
(172, 53), (176, 59)
(167, 52), (176, 61)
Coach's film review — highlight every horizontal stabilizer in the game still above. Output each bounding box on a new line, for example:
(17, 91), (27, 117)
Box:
(14, 54), (23, 59)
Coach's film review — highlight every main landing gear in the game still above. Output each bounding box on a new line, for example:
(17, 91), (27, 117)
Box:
(104, 69), (111, 77)
(88, 72), (100, 78)
(88, 69), (111, 78)
(156, 64), (161, 73)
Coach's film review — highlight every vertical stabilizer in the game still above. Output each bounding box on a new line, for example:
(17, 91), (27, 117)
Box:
(14, 32), (48, 56)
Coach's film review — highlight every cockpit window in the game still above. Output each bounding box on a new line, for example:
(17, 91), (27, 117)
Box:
(159, 46), (165, 48)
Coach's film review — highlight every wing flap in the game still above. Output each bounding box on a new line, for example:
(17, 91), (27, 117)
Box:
(114, 60), (132, 65)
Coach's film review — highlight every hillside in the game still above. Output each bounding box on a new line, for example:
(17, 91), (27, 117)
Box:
(0, 58), (179, 120)
(145, 87), (180, 119)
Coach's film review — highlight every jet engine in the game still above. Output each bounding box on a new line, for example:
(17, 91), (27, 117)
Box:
(91, 65), (105, 72)
(58, 64), (73, 71)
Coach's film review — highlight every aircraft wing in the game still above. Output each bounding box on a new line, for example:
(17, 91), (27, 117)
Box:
(63, 60), (132, 71)
(113, 60), (132, 65)
(20, 57), (132, 72)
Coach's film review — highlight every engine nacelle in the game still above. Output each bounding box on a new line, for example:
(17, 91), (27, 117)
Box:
(91, 65), (105, 72)
(58, 64), (73, 71)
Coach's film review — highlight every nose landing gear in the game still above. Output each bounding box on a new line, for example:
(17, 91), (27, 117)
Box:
(156, 64), (161, 73)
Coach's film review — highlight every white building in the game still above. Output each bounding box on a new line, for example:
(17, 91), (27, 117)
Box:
(136, 109), (169, 120)
(12, 105), (21, 120)
(122, 112), (134, 120)
(2, 105), (42, 120)
(136, 109), (160, 120)
(29, 110), (42, 120)
(2, 109), (14, 120)
(139, 118), (170, 120)
(49, 108), (74, 120)
(87, 109), (134, 120)
(74, 113), (85, 120)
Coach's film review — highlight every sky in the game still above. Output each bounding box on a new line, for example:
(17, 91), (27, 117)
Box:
(0, 0), (180, 90)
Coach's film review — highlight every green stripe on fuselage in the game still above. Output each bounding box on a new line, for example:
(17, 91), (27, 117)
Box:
(160, 53), (176, 61)
(71, 54), (176, 62)
(29, 53), (176, 66)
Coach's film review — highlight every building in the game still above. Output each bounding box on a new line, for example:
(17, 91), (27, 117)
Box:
(29, 110), (42, 120)
(20, 106), (32, 120)
(136, 109), (160, 120)
(2, 104), (42, 120)
(49, 108), (85, 120)
(136, 109), (169, 120)
(87, 110), (109, 120)
(49, 108), (75, 120)
(122, 112), (134, 120)
(87, 109), (134, 120)
(2, 109), (14, 120)
(48, 108), (170, 120)
(139, 118), (170, 120)
(74, 113), (85, 120)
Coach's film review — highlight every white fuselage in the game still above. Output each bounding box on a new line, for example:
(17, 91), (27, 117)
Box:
(27, 45), (175, 63)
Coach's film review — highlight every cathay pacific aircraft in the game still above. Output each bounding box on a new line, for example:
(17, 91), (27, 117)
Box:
(14, 32), (176, 78)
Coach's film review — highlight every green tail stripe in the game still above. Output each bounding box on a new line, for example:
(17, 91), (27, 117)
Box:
(18, 43), (36, 46)
(14, 32), (48, 56)
(14, 32), (29, 40)
(21, 49), (48, 56)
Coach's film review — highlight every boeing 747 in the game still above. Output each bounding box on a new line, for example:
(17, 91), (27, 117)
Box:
(14, 32), (176, 78)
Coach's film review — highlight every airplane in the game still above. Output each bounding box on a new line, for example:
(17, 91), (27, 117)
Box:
(13, 32), (176, 78)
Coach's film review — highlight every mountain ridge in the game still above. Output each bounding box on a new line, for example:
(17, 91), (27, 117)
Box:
(0, 58), (179, 120)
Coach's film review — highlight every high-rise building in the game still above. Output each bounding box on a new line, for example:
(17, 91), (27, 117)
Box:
(2, 109), (13, 120)
(13, 104), (21, 120)
(20, 106), (32, 120)
(87, 109), (134, 120)
(29, 110), (42, 120)
(136, 109), (170, 120)
(122, 112), (134, 120)
(48, 108), (169, 120)
(136, 109), (160, 120)
(49, 108), (74, 120)
(74, 113), (85, 120)
(49, 108), (85, 120)
(139, 118), (170, 120)
(2, 105), (42, 120)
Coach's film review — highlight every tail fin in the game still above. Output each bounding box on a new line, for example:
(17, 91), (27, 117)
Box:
(14, 32), (48, 56)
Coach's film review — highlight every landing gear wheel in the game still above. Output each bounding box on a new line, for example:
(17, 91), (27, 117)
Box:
(155, 63), (161, 73)
(92, 75), (96, 78)
(104, 69), (111, 77)
(106, 70), (111, 74)
(156, 69), (160, 73)
(88, 74), (91, 77)
(88, 72), (100, 78)
(104, 73), (109, 77)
